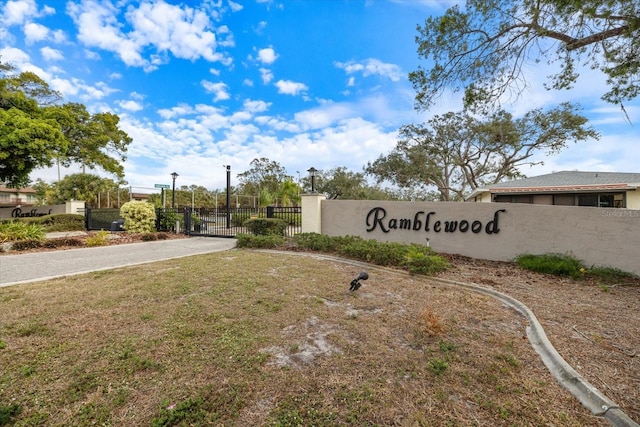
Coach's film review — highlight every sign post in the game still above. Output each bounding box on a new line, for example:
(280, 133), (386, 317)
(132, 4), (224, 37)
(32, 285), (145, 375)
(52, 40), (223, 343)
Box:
(155, 184), (170, 209)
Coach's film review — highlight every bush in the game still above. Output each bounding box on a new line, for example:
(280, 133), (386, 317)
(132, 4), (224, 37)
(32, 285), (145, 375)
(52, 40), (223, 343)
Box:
(141, 233), (158, 241)
(43, 238), (83, 248)
(158, 210), (183, 232)
(403, 245), (450, 275)
(0, 221), (46, 242)
(21, 214), (86, 232)
(243, 218), (287, 236)
(292, 233), (351, 252)
(85, 230), (110, 247)
(515, 253), (583, 279)
(121, 201), (157, 233)
(236, 233), (285, 248)
(10, 239), (43, 251)
(231, 211), (252, 227)
(289, 233), (450, 276)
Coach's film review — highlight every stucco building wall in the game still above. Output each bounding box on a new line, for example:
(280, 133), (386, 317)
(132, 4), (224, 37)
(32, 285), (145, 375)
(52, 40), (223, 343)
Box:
(321, 200), (640, 276)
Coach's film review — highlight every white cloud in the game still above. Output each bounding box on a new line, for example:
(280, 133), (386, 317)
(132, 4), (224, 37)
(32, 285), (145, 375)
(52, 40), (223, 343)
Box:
(243, 78), (254, 87)
(243, 99), (271, 113)
(295, 103), (354, 129)
(157, 104), (195, 119)
(229, 1), (243, 12)
(0, 46), (31, 66)
(335, 58), (404, 82)
(119, 99), (143, 112)
(66, 0), (230, 71)
(257, 47), (278, 65)
(275, 79), (308, 96)
(40, 46), (63, 61)
(2, 0), (38, 26)
(23, 22), (49, 43)
(201, 80), (230, 102)
(259, 68), (274, 84)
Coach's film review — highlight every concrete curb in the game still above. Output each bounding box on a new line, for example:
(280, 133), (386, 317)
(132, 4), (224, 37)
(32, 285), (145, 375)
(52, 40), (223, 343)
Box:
(259, 250), (639, 427)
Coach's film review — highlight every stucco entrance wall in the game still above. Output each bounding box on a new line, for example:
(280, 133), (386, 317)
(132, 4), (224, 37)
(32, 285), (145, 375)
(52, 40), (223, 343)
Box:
(321, 200), (640, 276)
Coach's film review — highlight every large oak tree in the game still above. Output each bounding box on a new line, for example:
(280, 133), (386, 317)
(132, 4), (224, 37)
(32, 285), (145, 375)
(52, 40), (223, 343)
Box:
(366, 103), (599, 201)
(411, 0), (640, 111)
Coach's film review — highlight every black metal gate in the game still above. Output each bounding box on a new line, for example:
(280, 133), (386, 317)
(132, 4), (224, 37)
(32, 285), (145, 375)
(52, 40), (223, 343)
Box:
(157, 207), (301, 238)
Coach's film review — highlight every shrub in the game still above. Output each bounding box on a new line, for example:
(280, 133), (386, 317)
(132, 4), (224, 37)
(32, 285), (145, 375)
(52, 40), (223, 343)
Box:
(10, 239), (43, 251)
(287, 233), (449, 276)
(292, 233), (343, 252)
(0, 221), (46, 243)
(585, 266), (637, 282)
(43, 238), (83, 248)
(121, 201), (157, 233)
(85, 230), (110, 247)
(236, 233), (285, 248)
(243, 218), (287, 236)
(515, 253), (583, 279)
(141, 233), (158, 241)
(22, 214), (86, 232)
(403, 245), (450, 275)
(231, 211), (252, 227)
(158, 210), (183, 232)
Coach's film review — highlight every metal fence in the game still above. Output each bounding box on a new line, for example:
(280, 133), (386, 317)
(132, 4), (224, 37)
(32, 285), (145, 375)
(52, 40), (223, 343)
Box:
(84, 207), (122, 231)
(85, 206), (302, 237)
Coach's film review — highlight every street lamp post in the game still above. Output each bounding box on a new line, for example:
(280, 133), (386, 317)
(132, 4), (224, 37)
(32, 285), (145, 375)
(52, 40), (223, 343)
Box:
(224, 165), (231, 229)
(171, 172), (179, 208)
(307, 167), (318, 193)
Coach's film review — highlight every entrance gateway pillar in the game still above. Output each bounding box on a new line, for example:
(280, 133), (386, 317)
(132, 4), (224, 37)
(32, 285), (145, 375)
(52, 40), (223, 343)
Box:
(301, 193), (325, 234)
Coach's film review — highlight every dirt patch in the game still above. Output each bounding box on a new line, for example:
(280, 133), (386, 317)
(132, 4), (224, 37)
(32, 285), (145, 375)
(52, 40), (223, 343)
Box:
(435, 254), (640, 421)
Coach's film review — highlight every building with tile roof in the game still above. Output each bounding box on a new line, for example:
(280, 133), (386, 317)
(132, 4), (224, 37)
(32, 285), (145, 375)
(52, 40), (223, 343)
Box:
(466, 171), (640, 209)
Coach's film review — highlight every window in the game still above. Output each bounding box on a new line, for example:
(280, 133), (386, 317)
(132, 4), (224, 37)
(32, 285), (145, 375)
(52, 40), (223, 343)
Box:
(578, 194), (598, 207)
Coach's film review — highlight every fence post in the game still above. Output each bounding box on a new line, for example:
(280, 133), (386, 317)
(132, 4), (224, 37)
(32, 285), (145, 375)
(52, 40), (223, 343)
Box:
(266, 206), (275, 218)
(301, 193), (325, 234)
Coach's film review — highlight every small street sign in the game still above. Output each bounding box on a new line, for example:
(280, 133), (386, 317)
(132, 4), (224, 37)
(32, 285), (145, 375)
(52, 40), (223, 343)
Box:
(154, 184), (170, 189)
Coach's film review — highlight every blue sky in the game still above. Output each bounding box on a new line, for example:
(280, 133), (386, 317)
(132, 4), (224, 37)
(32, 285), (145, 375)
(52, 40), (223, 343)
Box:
(1, 0), (638, 193)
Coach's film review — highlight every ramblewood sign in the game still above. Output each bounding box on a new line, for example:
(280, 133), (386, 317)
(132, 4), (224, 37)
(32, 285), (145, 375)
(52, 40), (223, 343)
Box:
(365, 207), (506, 235)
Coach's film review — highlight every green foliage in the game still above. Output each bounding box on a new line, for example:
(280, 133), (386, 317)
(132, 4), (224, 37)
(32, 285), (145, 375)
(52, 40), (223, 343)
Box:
(0, 107), (66, 187)
(428, 358), (448, 376)
(152, 397), (207, 427)
(0, 63), (66, 187)
(290, 233), (450, 276)
(20, 214), (85, 232)
(291, 232), (343, 252)
(516, 254), (583, 278)
(120, 201), (157, 233)
(366, 106), (598, 201)
(243, 218), (287, 236)
(404, 245), (451, 275)
(411, 0), (640, 110)
(0, 403), (23, 425)
(236, 233), (285, 248)
(231, 211), (252, 227)
(158, 210), (183, 232)
(45, 102), (131, 179)
(313, 166), (398, 200)
(585, 266), (637, 283)
(0, 221), (46, 242)
(85, 230), (110, 247)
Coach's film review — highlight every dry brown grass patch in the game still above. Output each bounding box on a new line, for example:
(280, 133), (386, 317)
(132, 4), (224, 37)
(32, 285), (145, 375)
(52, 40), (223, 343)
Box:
(0, 250), (614, 426)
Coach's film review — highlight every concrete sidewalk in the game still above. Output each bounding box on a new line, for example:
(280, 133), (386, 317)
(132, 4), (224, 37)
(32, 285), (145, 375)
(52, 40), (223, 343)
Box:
(0, 237), (236, 287)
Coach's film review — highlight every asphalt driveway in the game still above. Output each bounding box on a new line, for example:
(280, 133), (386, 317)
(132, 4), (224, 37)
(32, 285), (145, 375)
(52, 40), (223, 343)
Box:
(0, 237), (236, 287)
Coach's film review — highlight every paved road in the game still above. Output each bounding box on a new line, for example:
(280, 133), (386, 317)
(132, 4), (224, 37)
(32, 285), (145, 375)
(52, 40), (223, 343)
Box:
(0, 237), (236, 287)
